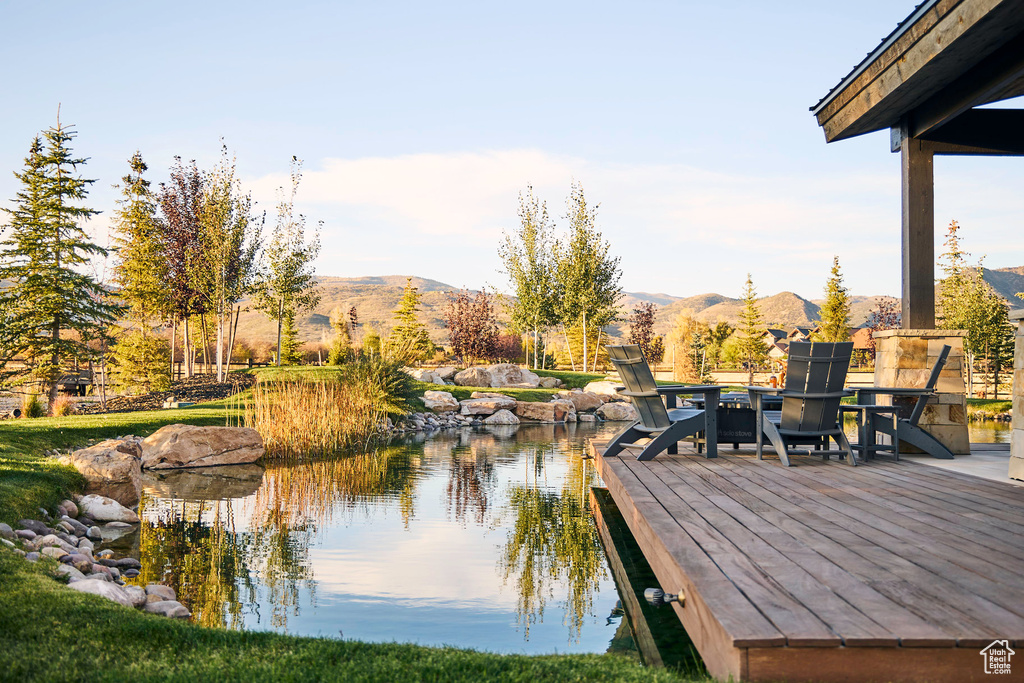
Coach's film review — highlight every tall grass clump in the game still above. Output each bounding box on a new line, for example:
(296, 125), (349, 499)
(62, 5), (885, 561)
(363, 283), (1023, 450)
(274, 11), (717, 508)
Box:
(21, 394), (45, 419)
(244, 354), (414, 459)
(49, 395), (78, 417)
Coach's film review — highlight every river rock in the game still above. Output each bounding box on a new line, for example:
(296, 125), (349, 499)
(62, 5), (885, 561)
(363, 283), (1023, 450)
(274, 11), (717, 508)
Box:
(460, 396), (516, 416)
(15, 529), (36, 541)
(583, 381), (623, 400)
(123, 585), (147, 608)
(86, 526), (103, 541)
(483, 409), (520, 425)
(55, 564), (87, 582)
(78, 495), (140, 523)
(144, 600), (191, 619)
(68, 579), (134, 607)
(453, 366), (492, 387)
(67, 553), (94, 573)
(142, 464), (265, 502)
(60, 499), (79, 518)
(18, 519), (51, 536)
(488, 364), (541, 388)
(145, 584), (177, 602)
(422, 390), (459, 413)
(36, 534), (76, 553)
(61, 516), (89, 537)
(56, 439), (142, 505)
(0, 523), (13, 540)
(514, 401), (569, 423)
(142, 425), (264, 469)
(41, 546), (69, 560)
(25, 552), (40, 562)
(597, 402), (639, 421)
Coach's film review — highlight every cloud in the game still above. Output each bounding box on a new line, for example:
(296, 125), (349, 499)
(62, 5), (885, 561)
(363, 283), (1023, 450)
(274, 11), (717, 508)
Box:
(242, 148), (1021, 298)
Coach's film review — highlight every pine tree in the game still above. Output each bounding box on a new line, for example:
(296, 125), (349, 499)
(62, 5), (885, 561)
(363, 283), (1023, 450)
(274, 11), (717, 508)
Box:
(327, 306), (352, 364)
(815, 256), (851, 342)
(736, 274), (768, 385)
(388, 278), (433, 362)
(0, 122), (121, 407)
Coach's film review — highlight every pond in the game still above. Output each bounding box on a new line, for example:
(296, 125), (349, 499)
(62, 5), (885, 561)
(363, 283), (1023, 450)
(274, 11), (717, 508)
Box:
(114, 424), (631, 655)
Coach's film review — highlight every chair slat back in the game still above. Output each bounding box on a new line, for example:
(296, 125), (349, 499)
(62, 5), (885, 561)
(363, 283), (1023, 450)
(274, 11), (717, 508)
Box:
(780, 341), (853, 432)
(908, 344), (951, 425)
(607, 345), (671, 430)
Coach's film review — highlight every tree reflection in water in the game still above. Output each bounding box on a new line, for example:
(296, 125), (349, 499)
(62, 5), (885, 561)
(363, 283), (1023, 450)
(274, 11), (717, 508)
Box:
(497, 433), (607, 642)
(135, 425), (615, 645)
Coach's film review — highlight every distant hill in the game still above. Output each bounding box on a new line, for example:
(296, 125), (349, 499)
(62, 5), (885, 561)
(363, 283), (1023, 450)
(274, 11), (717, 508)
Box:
(230, 267), (1023, 347)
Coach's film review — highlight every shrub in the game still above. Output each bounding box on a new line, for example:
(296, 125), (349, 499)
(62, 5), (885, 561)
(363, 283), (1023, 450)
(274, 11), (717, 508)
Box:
(21, 393), (45, 418)
(49, 394), (78, 417)
(491, 333), (523, 363)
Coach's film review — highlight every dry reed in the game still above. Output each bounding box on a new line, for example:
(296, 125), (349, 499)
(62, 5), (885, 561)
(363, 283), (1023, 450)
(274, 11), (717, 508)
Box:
(243, 376), (388, 459)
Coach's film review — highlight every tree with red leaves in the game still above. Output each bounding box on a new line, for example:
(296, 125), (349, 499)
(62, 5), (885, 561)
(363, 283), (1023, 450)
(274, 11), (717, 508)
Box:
(443, 289), (499, 365)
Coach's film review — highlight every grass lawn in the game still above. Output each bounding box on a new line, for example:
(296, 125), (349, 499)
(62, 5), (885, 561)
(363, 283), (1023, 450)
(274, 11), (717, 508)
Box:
(0, 379), (698, 682)
(0, 550), (697, 682)
(966, 397), (1013, 419)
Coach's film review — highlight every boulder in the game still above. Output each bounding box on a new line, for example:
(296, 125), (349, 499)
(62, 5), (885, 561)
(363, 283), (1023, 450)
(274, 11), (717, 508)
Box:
(454, 367), (492, 387)
(514, 401), (569, 423)
(550, 399), (578, 423)
(142, 425), (264, 470)
(565, 391), (605, 412)
(54, 563), (87, 583)
(579, 412), (598, 423)
(0, 523), (13, 541)
(422, 390), (459, 413)
(144, 600), (191, 619)
(60, 499), (79, 518)
(145, 584), (177, 602)
(56, 439), (142, 505)
(124, 585), (148, 608)
(483, 409), (520, 425)
(488, 364), (541, 388)
(597, 402), (639, 422)
(77, 495), (140, 524)
(583, 381), (623, 400)
(142, 464), (265, 502)
(435, 366), (458, 381)
(538, 377), (562, 388)
(67, 579), (134, 608)
(460, 396), (516, 416)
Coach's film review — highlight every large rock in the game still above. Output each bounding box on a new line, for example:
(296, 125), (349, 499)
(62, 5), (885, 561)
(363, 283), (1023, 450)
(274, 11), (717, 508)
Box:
(561, 390), (605, 412)
(538, 377), (562, 388)
(404, 367), (445, 384)
(488, 364), (541, 388)
(483, 409), (520, 425)
(460, 395), (517, 416)
(145, 584), (177, 601)
(144, 600), (191, 619)
(514, 401), (569, 423)
(550, 399), (578, 423)
(67, 579), (135, 607)
(142, 464), (265, 502)
(422, 390), (459, 413)
(435, 366), (458, 381)
(584, 381), (623, 400)
(598, 402), (639, 422)
(454, 366), (492, 387)
(142, 425), (264, 470)
(56, 439), (143, 505)
(77, 495), (140, 524)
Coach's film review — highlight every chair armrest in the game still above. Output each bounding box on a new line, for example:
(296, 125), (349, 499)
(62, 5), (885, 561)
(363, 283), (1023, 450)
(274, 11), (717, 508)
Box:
(857, 387), (934, 396)
(656, 385), (726, 397)
(745, 386), (783, 395)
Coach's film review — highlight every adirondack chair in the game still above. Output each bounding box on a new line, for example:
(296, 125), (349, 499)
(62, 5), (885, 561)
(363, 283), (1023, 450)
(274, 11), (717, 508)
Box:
(604, 345), (724, 461)
(854, 344), (954, 460)
(747, 341), (855, 467)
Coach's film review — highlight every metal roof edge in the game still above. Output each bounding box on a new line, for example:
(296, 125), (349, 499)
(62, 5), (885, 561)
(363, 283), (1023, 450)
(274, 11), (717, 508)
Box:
(810, 0), (942, 116)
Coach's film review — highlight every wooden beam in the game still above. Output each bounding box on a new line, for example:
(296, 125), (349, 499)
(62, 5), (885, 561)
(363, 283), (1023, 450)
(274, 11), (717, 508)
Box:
(901, 134), (936, 330)
(923, 109), (1024, 155)
(909, 32), (1024, 138)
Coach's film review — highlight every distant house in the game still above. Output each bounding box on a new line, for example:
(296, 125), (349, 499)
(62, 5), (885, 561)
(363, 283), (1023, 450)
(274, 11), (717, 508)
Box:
(788, 326), (819, 342)
(767, 340), (789, 361)
(762, 329), (787, 347)
(850, 327), (872, 351)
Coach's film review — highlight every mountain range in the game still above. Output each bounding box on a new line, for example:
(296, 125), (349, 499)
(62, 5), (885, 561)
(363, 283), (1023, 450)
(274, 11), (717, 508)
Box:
(232, 267), (1024, 346)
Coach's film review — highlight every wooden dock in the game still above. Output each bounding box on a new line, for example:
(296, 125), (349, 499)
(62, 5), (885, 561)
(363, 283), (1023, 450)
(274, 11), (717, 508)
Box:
(590, 441), (1024, 683)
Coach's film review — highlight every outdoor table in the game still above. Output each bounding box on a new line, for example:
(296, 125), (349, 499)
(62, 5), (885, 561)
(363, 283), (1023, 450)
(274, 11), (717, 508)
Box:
(687, 392), (783, 449)
(839, 404), (901, 461)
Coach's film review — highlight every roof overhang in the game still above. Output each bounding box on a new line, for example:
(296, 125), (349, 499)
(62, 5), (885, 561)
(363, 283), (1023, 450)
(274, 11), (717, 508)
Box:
(811, 0), (1024, 144)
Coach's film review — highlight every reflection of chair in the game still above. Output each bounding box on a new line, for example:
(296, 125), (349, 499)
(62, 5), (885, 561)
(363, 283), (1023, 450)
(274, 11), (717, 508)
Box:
(604, 345), (723, 461)
(855, 344), (954, 460)
(748, 341), (855, 467)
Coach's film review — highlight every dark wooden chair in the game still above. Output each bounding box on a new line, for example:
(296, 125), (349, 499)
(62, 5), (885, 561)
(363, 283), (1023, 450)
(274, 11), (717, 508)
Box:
(747, 341), (855, 467)
(854, 344), (954, 460)
(604, 344), (724, 461)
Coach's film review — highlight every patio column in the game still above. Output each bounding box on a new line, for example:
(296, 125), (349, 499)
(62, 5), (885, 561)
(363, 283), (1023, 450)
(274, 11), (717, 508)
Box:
(873, 329), (970, 455)
(900, 135), (936, 330)
(1010, 309), (1024, 481)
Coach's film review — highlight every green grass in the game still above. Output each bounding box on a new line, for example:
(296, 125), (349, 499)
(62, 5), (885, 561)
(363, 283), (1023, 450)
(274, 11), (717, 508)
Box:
(966, 398), (1013, 420)
(533, 369), (606, 389)
(0, 549), (694, 683)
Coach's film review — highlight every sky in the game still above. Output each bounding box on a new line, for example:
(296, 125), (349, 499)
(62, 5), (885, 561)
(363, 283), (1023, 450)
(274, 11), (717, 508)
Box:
(1, 1), (1021, 300)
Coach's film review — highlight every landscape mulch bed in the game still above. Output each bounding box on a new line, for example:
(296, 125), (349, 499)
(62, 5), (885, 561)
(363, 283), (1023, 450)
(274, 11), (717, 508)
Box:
(77, 373), (256, 414)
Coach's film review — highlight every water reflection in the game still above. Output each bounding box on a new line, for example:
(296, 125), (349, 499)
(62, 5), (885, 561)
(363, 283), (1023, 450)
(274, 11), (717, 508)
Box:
(129, 423), (624, 654)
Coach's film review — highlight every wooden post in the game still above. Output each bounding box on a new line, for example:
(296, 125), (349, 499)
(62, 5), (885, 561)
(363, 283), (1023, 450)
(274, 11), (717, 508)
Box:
(900, 132), (936, 329)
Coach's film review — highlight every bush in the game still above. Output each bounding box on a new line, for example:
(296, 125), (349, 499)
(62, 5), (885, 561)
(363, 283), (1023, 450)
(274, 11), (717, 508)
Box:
(49, 395), (77, 417)
(108, 331), (171, 394)
(21, 393), (45, 418)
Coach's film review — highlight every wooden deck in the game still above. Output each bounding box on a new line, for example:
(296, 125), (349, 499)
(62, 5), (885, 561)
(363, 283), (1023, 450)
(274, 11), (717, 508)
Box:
(590, 441), (1024, 683)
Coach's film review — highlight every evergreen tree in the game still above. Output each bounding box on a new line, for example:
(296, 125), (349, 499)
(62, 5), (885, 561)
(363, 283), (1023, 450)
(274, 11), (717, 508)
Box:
(499, 186), (557, 369)
(0, 122), (120, 407)
(388, 278), (433, 362)
(327, 306), (352, 364)
(814, 256), (851, 342)
(553, 182), (622, 371)
(253, 159), (320, 366)
(736, 274), (768, 385)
